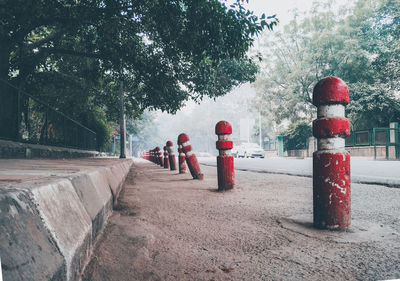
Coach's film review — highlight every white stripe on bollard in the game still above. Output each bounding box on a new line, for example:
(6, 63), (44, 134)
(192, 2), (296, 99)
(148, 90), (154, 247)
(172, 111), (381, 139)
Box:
(317, 104), (345, 118)
(318, 137), (346, 150)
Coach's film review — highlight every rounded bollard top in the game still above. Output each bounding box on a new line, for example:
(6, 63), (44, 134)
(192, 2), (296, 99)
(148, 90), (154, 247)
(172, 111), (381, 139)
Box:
(215, 121), (232, 135)
(155, 146), (160, 151)
(163, 146), (168, 151)
(313, 76), (349, 106)
(177, 133), (189, 144)
(166, 140), (173, 147)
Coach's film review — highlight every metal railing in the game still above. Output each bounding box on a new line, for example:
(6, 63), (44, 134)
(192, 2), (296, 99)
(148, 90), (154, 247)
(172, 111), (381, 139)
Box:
(345, 128), (399, 146)
(345, 127), (399, 159)
(0, 79), (97, 150)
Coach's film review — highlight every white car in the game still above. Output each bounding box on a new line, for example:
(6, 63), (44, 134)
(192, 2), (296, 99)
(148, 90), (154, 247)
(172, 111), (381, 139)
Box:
(232, 145), (240, 158)
(237, 143), (265, 158)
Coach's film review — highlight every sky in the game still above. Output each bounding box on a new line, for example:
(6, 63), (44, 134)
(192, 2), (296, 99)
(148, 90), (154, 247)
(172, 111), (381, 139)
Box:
(239, 0), (314, 26)
(227, 0), (353, 28)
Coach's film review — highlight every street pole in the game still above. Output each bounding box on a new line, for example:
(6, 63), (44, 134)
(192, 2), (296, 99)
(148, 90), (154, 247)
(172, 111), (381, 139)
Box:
(247, 118), (250, 143)
(0, 256), (3, 281)
(119, 81), (126, 158)
(112, 135), (115, 155)
(259, 112), (262, 147)
(129, 134), (132, 157)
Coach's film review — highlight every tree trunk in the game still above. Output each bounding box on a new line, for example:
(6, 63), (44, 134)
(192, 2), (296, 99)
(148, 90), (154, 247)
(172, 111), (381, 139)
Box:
(119, 81), (126, 158)
(0, 40), (19, 141)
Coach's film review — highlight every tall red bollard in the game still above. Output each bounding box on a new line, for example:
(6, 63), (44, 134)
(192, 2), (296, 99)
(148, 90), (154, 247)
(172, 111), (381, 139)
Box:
(178, 145), (187, 174)
(313, 76), (351, 230)
(150, 149), (155, 163)
(178, 133), (203, 180)
(163, 146), (170, 169)
(156, 146), (163, 167)
(215, 121), (234, 191)
(166, 141), (177, 171)
(153, 148), (158, 164)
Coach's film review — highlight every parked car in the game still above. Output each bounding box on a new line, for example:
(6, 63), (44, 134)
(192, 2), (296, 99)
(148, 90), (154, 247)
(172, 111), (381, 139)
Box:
(232, 145), (240, 158)
(237, 143), (265, 158)
(197, 152), (215, 157)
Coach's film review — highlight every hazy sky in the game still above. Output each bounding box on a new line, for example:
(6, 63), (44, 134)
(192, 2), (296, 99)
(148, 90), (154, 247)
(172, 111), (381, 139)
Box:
(232, 0), (353, 27)
(239, 0), (314, 26)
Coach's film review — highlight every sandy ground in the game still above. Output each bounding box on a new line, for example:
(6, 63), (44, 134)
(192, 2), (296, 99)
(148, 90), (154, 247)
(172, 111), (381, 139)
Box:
(82, 159), (400, 281)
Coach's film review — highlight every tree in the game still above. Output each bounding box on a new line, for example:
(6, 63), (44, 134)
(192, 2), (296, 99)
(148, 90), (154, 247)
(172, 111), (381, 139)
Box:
(346, 0), (400, 129)
(0, 0), (277, 146)
(251, 0), (400, 132)
(280, 121), (312, 150)
(1, 2), (276, 109)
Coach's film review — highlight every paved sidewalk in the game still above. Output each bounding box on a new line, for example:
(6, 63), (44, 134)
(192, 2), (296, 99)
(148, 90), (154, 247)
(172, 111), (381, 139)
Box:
(0, 158), (125, 189)
(82, 159), (400, 281)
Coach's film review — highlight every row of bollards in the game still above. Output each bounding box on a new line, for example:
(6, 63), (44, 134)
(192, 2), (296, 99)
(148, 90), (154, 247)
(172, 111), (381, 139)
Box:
(143, 135), (205, 180)
(140, 76), (351, 231)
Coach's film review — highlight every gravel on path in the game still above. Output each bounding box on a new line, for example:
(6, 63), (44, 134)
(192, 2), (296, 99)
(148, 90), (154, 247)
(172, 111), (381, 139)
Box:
(82, 159), (400, 281)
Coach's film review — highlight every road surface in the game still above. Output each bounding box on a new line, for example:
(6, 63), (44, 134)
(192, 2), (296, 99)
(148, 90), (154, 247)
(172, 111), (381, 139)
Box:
(198, 157), (400, 187)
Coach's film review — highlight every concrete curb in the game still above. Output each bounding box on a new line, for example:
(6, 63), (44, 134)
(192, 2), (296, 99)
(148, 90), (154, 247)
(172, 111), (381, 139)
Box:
(0, 159), (133, 281)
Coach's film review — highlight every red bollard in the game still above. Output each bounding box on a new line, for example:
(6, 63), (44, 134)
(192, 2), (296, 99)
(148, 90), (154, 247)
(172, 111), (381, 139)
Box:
(153, 148), (158, 164)
(178, 133), (203, 180)
(163, 146), (170, 169)
(215, 121), (234, 191)
(313, 76), (351, 230)
(178, 145), (187, 174)
(166, 141), (177, 171)
(155, 146), (163, 167)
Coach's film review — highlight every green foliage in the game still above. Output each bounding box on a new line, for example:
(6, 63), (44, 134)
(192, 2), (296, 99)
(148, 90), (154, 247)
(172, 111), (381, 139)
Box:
(0, 0), (277, 149)
(86, 107), (112, 152)
(1, 0), (277, 114)
(280, 121), (312, 150)
(345, 0), (400, 130)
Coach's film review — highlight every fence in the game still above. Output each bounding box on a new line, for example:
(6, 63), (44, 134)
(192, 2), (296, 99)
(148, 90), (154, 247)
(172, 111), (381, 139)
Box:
(345, 127), (399, 159)
(0, 79), (97, 151)
(265, 140), (278, 151)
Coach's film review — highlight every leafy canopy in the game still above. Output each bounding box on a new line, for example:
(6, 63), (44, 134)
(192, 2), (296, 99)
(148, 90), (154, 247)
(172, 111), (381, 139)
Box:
(251, 0), (400, 131)
(1, 0), (277, 117)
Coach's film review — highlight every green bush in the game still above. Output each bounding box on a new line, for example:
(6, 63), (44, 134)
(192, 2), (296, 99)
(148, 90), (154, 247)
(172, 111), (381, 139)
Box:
(280, 121), (312, 150)
(86, 107), (111, 152)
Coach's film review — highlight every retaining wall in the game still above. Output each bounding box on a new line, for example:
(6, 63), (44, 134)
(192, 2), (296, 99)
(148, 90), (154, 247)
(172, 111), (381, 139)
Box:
(0, 159), (132, 281)
(285, 146), (388, 159)
(0, 139), (99, 159)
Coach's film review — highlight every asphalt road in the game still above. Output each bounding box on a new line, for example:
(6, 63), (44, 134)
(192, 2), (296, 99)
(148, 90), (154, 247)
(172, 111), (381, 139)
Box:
(198, 157), (400, 187)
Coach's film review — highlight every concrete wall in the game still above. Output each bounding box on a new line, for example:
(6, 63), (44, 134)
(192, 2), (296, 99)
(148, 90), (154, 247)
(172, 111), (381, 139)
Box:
(284, 136), (388, 159)
(346, 146), (386, 158)
(286, 149), (308, 158)
(285, 146), (387, 158)
(0, 159), (132, 281)
(0, 139), (99, 159)
(264, 150), (278, 157)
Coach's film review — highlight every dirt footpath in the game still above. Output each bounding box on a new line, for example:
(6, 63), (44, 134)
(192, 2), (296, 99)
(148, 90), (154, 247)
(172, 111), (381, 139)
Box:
(82, 159), (400, 281)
